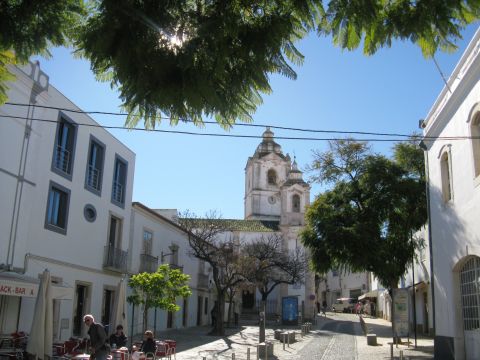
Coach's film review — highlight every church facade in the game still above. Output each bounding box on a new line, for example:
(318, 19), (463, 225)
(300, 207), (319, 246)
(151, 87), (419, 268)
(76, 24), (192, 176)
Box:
(234, 128), (315, 319)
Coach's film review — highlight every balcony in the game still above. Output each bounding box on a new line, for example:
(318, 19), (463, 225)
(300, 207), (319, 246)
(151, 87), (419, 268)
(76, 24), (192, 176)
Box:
(54, 146), (71, 174)
(168, 263), (184, 272)
(103, 245), (128, 273)
(86, 165), (101, 190)
(197, 273), (209, 290)
(139, 253), (158, 273)
(112, 181), (124, 203)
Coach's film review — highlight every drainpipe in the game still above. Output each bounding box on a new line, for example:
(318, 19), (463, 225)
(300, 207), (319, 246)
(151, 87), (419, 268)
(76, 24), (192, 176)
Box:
(419, 139), (435, 335)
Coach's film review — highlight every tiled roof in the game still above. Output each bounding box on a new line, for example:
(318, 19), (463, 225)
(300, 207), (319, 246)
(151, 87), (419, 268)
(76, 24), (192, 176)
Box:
(187, 218), (280, 232)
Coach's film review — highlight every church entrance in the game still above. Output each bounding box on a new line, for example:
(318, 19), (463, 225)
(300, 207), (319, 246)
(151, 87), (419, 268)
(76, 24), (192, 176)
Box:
(242, 289), (255, 310)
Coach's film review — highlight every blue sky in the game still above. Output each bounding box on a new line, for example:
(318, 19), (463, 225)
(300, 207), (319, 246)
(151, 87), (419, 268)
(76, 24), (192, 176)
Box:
(33, 24), (479, 219)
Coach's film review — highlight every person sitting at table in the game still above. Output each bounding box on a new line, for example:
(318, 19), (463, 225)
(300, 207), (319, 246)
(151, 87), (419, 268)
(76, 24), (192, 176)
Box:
(109, 325), (127, 348)
(140, 331), (156, 358)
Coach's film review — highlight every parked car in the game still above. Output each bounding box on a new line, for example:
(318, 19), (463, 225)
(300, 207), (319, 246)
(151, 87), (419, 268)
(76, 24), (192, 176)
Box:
(332, 298), (356, 313)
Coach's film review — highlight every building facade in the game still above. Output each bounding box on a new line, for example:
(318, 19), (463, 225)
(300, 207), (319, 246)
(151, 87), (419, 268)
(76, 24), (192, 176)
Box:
(0, 62), (135, 339)
(422, 28), (480, 360)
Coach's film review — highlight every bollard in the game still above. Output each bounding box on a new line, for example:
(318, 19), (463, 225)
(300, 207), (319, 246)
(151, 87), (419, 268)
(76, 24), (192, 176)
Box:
(282, 334), (285, 350)
(390, 343), (393, 360)
(232, 353), (235, 360)
(288, 332), (291, 347)
(247, 347), (250, 360)
(399, 350), (404, 359)
(256, 344), (259, 360)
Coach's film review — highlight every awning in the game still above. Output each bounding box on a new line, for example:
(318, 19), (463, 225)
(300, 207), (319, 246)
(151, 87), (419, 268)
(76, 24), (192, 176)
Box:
(358, 290), (379, 300)
(0, 271), (73, 299)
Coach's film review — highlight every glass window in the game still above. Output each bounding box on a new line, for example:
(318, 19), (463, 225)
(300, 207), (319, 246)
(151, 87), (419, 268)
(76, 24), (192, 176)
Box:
(440, 151), (452, 202)
(85, 137), (105, 193)
(45, 182), (70, 234)
(112, 155), (128, 207)
(460, 257), (480, 331)
(292, 194), (301, 212)
(471, 114), (480, 178)
(52, 115), (77, 178)
(267, 169), (277, 185)
(143, 230), (153, 255)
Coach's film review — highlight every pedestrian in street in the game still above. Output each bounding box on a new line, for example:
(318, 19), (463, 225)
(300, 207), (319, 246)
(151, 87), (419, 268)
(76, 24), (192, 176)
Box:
(321, 300), (328, 317)
(84, 314), (109, 360)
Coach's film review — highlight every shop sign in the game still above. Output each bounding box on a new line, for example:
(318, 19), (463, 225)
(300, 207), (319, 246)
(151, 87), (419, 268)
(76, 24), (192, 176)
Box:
(0, 280), (37, 297)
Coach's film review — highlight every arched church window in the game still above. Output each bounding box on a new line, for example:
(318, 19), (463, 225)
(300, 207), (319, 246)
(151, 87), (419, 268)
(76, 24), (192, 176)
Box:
(267, 169), (277, 185)
(471, 112), (480, 178)
(292, 194), (300, 212)
(460, 256), (480, 330)
(440, 150), (453, 202)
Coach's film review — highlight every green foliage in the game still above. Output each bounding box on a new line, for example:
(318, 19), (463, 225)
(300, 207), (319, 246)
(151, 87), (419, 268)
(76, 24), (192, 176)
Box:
(0, 0), (85, 104)
(321, 0), (480, 57)
(0, 51), (16, 104)
(301, 139), (427, 288)
(76, 0), (317, 129)
(127, 264), (191, 313)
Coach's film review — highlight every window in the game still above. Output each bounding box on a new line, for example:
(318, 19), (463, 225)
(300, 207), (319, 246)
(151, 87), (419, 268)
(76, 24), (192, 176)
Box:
(471, 113), (480, 178)
(111, 155), (128, 207)
(85, 137), (105, 194)
(440, 150), (453, 202)
(83, 204), (97, 222)
(108, 215), (122, 249)
(267, 169), (277, 185)
(52, 114), (77, 178)
(460, 256), (480, 331)
(292, 194), (301, 212)
(45, 181), (70, 234)
(143, 230), (153, 255)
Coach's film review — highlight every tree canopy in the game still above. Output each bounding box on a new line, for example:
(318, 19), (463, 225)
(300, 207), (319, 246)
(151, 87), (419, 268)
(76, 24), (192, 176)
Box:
(0, 0), (85, 103)
(127, 264), (191, 331)
(1, 1), (479, 125)
(301, 139), (426, 289)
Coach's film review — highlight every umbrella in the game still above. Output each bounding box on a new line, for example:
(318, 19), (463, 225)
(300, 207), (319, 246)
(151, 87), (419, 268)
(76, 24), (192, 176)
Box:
(110, 277), (128, 336)
(27, 269), (53, 359)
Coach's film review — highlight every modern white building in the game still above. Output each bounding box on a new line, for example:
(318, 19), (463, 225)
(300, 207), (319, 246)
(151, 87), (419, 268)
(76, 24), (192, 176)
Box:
(317, 270), (370, 309)
(0, 62), (135, 340)
(421, 28), (480, 360)
(128, 202), (212, 334)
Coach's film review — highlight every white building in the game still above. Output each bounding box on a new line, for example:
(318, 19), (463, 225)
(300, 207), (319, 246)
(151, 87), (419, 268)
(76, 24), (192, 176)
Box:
(0, 62), (135, 340)
(128, 202), (211, 334)
(421, 28), (480, 360)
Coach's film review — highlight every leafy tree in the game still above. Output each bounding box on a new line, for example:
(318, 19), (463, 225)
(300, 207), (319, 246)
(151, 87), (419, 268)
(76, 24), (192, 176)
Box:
(241, 233), (307, 342)
(75, 1), (479, 127)
(177, 211), (245, 336)
(301, 139), (426, 290)
(127, 264), (192, 332)
(0, 0), (85, 102)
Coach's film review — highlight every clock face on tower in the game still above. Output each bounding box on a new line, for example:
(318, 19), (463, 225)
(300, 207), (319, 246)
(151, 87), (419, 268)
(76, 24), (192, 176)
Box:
(268, 195), (276, 204)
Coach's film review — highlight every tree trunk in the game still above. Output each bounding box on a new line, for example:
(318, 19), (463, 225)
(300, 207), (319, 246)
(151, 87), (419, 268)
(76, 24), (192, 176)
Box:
(210, 292), (226, 335)
(259, 299), (266, 343)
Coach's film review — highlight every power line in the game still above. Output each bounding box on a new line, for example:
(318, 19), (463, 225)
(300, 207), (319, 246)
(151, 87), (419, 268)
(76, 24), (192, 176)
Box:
(5, 101), (414, 138)
(3, 102), (478, 142)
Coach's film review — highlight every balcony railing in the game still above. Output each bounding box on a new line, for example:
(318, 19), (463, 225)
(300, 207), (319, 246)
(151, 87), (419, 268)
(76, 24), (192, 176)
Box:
(103, 245), (128, 273)
(168, 263), (184, 272)
(54, 146), (71, 174)
(197, 273), (209, 290)
(112, 181), (124, 203)
(139, 253), (158, 273)
(86, 165), (101, 190)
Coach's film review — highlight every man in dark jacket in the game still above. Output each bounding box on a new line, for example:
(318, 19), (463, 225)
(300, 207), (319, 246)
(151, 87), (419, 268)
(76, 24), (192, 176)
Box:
(84, 314), (108, 360)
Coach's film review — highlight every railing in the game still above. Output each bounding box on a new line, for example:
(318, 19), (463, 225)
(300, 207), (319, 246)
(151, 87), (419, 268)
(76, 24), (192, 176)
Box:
(54, 145), (71, 174)
(168, 263), (184, 272)
(103, 245), (128, 273)
(139, 253), (158, 273)
(86, 165), (101, 190)
(112, 181), (124, 203)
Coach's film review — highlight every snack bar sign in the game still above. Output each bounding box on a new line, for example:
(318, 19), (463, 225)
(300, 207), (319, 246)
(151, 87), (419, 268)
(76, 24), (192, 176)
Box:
(0, 280), (37, 297)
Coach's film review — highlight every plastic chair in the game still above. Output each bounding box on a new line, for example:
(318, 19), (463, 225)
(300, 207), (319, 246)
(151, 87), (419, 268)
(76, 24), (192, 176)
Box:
(163, 340), (176, 360)
(154, 343), (170, 360)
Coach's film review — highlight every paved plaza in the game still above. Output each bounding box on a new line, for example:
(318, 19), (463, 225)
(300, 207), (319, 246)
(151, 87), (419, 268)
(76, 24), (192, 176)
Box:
(143, 313), (434, 359)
